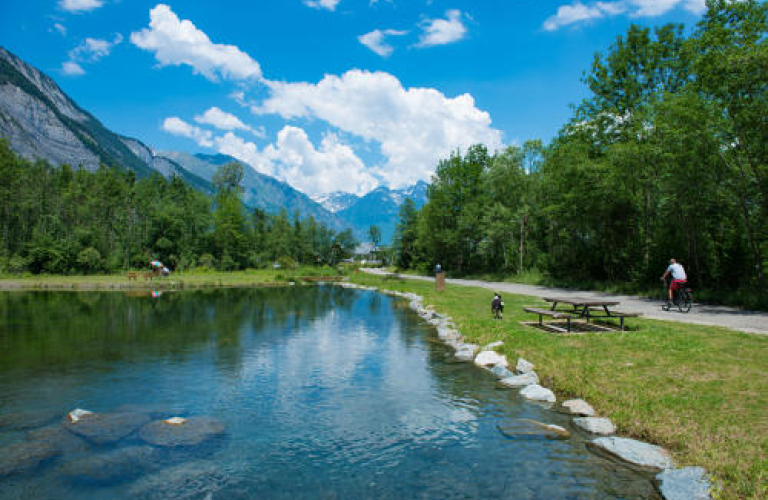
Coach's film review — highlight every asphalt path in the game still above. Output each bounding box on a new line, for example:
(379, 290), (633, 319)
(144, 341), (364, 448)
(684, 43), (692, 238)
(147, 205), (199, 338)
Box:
(362, 268), (768, 335)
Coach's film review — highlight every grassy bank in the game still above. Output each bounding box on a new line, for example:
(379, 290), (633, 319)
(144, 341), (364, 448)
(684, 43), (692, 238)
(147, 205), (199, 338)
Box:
(0, 266), (344, 290)
(350, 273), (767, 500)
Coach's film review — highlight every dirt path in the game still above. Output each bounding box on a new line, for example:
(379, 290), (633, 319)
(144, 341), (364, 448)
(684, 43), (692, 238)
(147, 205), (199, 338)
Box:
(362, 269), (768, 335)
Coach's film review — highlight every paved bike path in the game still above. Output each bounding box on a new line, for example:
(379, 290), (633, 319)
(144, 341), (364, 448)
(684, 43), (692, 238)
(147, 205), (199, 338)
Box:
(362, 269), (768, 335)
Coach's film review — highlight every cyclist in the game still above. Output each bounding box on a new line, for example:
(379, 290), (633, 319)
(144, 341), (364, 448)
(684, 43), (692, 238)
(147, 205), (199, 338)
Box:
(660, 258), (687, 304)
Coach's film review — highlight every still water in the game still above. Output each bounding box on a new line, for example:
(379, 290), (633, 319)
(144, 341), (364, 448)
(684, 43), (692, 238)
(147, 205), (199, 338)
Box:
(0, 286), (658, 499)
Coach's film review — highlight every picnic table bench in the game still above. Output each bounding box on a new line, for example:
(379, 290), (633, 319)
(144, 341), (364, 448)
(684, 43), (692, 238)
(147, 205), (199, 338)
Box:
(523, 307), (574, 332)
(525, 296), (641, 332)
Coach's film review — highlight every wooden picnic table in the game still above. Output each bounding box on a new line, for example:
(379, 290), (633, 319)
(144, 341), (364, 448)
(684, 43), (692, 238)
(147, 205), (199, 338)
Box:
(542, 296), (621, 323)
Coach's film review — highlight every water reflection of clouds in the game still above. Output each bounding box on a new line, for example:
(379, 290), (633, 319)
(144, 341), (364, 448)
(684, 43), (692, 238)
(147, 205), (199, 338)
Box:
(235, 295), (479, 467)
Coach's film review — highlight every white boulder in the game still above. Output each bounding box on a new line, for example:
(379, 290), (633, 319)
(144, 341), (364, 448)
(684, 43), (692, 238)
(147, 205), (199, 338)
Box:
(519, 384), (556, 403)
(474, 351), (508, 368)
(573, 417), (615, 435)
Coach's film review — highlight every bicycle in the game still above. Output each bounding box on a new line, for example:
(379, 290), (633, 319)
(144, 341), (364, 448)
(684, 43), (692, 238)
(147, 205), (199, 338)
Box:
(661, 278), (692, 313)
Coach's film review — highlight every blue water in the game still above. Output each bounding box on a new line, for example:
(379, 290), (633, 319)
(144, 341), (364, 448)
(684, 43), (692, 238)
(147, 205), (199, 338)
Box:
(0, 286), (659, 499)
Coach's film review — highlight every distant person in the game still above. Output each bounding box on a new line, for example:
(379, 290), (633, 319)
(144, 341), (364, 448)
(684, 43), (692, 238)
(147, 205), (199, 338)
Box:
(491, 293), (504, 319)
(162, 266), (170, 277)
(435, 263), (442, 275)
(661, 258), (687, 303)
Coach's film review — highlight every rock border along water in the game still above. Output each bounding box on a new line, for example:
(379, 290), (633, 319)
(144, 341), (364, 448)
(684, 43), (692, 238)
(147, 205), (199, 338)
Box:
(337, 282), (713, 500)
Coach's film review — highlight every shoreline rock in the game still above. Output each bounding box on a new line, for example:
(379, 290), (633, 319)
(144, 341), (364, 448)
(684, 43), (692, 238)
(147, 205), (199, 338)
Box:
(573, 417), (616, 435)
(588, 437), (673, 472)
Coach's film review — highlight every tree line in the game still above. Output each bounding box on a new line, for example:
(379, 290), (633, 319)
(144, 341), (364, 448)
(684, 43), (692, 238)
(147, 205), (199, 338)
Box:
(0, 146), (356, 274)
(392, 0), (766, 306)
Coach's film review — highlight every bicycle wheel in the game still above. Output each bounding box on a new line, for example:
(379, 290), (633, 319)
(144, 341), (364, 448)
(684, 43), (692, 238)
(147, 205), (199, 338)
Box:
(678, 289), (692, 313)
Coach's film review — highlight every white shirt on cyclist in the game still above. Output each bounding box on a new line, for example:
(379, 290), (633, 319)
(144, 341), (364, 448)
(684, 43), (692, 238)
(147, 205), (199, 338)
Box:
(666, 263), (687, 280)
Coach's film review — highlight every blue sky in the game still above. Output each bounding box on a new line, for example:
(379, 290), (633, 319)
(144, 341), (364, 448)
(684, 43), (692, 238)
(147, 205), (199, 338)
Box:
(1, 0), (704, 195)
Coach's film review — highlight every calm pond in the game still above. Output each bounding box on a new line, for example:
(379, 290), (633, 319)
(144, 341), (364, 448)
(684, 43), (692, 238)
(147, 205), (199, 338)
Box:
(0, 286), (659, 499)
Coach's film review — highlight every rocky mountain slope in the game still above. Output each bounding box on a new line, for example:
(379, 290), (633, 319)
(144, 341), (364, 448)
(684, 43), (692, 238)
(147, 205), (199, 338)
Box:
(334, 181), (429, 243)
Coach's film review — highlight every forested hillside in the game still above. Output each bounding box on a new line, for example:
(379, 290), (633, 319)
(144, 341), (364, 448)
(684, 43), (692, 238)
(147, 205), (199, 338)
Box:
(393, 0), (766, 307)
(0, 143), (356, 274)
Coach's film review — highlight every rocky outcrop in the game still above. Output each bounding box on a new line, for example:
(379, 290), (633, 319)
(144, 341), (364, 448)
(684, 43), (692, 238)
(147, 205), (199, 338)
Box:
(0, 84), (100, 169)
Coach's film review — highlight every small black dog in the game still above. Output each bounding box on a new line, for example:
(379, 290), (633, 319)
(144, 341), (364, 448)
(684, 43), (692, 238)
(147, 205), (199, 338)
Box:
(491, 294), (504, 319)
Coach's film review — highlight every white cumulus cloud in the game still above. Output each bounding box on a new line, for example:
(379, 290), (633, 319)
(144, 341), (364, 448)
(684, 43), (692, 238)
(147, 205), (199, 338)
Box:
(130, 4), (262, 82)
(304, 0), (342, 11)
(62, 34), (122, 76)
(253, 69), (503, 189)
(162, 117), (214, 147)
(59, 0), (103, 13)
(213, 128), (376, 195)
(194, 106), (265, 138)
(358, 29), (408, 57)
(263, 127), (377, 195)
(62, 61), (85, 75)
(416, 9), (467, 48)
(544, 0), (707, 31)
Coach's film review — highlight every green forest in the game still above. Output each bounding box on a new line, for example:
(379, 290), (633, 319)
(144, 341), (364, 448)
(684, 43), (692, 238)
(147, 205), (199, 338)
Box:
(0, 148), (357, 274)
(392, 0), (766, 307)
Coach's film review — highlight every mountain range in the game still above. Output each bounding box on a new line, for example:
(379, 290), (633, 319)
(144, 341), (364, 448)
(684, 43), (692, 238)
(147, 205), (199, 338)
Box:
(0, 46), (428, 244)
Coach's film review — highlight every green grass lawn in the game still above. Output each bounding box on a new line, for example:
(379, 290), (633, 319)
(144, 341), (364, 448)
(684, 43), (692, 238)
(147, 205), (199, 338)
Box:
(350, 273), (767, 500)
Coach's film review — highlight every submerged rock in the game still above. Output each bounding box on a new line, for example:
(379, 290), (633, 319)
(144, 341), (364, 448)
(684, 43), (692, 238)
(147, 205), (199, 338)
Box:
(139, 417), (225, 447)
(0, 439), (59, 477)
(0, 410), (61, 431)
(588, 437), (673, 472)
(25, 426), (89, 454)
(497, 372), (539, 388)
(474, 351), (508, 368)
(573, 417), (615, 435)
(655, 467), (711, 500)
(497, 419), (570, 440)
(59, 445), (161, 483)
(560, 399), (596, 417)
(128, 460), (229, 499)
(519, 384), (556, 403)
(65, 412), (150, 445)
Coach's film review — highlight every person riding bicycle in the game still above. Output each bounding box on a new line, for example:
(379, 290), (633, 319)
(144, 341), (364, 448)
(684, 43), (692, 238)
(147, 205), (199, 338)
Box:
(660, 258), (687, 304)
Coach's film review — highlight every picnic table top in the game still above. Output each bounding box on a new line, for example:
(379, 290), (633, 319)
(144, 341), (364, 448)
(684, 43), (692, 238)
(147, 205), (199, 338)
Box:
(542, 296), (621, 307)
